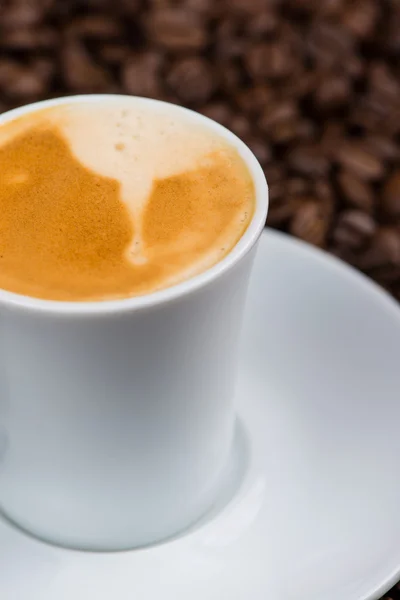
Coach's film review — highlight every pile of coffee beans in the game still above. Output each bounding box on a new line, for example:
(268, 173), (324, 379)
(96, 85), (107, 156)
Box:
(0, 0), (400, 305)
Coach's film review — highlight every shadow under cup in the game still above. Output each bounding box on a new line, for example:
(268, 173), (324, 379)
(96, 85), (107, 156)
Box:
(0, 95), (268, 551)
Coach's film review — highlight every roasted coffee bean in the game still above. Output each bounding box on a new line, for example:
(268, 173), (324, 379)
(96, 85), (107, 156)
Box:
(218, 62), (242, 92)
(99, 43), (130, 65)
(267, 197), (299, 227)
(66, 16), (123, 40)
(236, 86), (275, 116)
(286, 178), (311, 197)
(307, 22), (354, 68)
(268, 181), (286, 202)
(386, 7), (400, 54)
(247, 138), (272, 166)
(289, 200), (328, 247)
(264, 164), (286, 186)
(245, 11), (278, 38)
(229, 0), (271, 15)
(340, 0), (379, 40)
(364, 135), (400, 162)
(215, 19), (247, 60)
(287, 144), (330, 177)
(382, 171), (400, 218)
(144, 8), (208, 51)
(333, 210), (376, 250)
(314, 74), (351, 111)
(245, 42), (295, 80)
(61, 40), (113, 93)
(0, 28), (57, 50)
(259, 101), (298, 132)
(0, 0), (52, 28)
(0, 60), (51, 99)
(369, 62), (400, 102)
(356, 228), (400, 270)
(337, 170), (374, 212)
(200, 102), (233, 128)
(335, 143), (385, 181)
(184, 0), (220, 15)
(166, 57), (216, 104)
(122, 53), (163, 97)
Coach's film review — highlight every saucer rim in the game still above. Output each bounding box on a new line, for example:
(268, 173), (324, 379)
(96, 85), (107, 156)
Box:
(264, 229), (400, 600)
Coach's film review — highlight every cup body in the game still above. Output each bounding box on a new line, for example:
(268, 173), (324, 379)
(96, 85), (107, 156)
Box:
(0, 95), (268, 550)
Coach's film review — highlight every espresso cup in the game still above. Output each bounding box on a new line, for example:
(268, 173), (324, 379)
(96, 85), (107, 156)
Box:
(0, 95), (268, 551)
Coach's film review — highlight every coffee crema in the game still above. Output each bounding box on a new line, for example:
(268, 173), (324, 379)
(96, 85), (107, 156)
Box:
(0, 99), (255, 301)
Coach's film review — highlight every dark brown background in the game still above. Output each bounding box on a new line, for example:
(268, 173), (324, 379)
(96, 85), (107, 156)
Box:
(0, 1), (399, 596)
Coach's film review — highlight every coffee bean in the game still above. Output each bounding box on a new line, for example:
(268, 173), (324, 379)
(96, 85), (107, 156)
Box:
(386, 8), (400, 54)
(0, 27), (57, 50)
(268, 181), (286, 202)
(236, 86), (275, 116)
(247, 138), (272, 166)
(215, 19), (247, 60)
(144, 8), (208, 51)
(335, 143), (385, 181)
(122, 53), (163, 98)
(264, 163), (285, 183)
(269, 120), (299, 144)
(382, 171), (400, 218)
(219, 62), (242, 92)
(364, 135), (400, 162)
(0, 0), (51, 28)
(229, 0), (271, 15)
(333, 210), (376, 250)
(369, 62), (400, 102)
(314, 74), (351, 111)
(287, 178), (311, 197)
(114, 0), (141, 15)
(340, 0), (379, 40)
(356, 228), (400, 270)
(314, 179), (334, 205)
(267, 197), (299, 227)
(295, 119), (317, 141)
(66, 16), (123, 40)
(307, 21), (353, 68)
(166, 57), (215, 104)
(337, 170), (374, 212)
(289, 200), (328, 247)
(229, 114), (252, 140)
(200, 102), (233, 128)
(245, 11), (279, 38)
(288, 144), (330, 177)
(0, 59), (51, 99)
(259, 101), (298, 131)
(245, 42), (295, 80)
(185, 0), (220, 15)
(61, 40), (113, 92)
(99, 43), (130, 65)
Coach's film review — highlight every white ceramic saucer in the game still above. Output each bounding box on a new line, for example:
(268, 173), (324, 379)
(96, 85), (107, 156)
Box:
(2, 229), (400, 600)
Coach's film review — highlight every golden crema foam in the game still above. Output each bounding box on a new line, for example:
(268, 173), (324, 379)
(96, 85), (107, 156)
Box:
(0, 100), (255, 302)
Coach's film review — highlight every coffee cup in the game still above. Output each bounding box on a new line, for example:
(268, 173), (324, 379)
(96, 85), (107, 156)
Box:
(0, 95), (268, 550)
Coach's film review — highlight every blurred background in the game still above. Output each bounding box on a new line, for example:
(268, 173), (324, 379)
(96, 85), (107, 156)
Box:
(0, 0), (400, 598)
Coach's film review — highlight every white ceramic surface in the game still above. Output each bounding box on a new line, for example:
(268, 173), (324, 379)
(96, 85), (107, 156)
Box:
(0, 95), (268, 551)
(2, 229), (400, 600)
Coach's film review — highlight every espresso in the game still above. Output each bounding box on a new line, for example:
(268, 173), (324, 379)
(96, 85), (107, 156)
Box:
(0, 99), (255, 301)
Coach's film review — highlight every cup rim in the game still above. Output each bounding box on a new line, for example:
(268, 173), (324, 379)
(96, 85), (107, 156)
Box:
(0, 94), (268, 315)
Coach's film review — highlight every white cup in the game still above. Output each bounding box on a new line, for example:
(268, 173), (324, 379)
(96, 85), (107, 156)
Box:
(0, 95), (268, 551)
